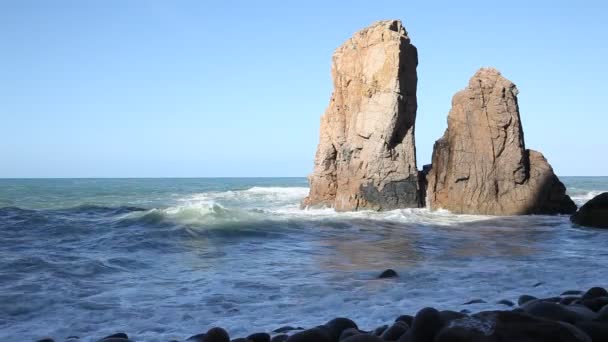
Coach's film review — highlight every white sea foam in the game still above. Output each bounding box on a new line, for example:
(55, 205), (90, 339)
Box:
(570, 190), (604, 206)
(142, 186), (494, 227)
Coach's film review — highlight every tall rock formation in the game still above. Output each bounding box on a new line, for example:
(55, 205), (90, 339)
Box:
(302, 20), (422, 211)
(426, 68), (576, 215)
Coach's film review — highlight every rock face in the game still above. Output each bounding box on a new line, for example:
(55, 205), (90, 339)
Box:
(571, 192), (608, 228)
(302, 20), (422, 211)
(426, 68), (576, 215)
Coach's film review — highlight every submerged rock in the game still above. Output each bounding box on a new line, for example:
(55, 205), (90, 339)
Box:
(378, 269), (398, 278)
(571, 193), (608, 228)
(426, 68), (576, 215)
(302, 19), (423, 211)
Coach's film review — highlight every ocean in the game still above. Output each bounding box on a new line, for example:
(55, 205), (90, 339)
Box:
(1, 177), (607, 341)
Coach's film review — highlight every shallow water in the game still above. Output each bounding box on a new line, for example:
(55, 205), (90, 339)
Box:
(0, 177), (607, 341)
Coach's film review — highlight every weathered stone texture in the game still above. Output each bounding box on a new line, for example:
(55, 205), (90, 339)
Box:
(302, 20), (422, 211)
(426, 68), (576, 215)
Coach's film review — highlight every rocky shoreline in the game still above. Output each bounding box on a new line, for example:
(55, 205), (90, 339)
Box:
(35, 285), (608, 342)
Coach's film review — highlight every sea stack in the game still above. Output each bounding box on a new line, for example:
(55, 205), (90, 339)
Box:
(426, 68), (576, 215)
(302, 20), (422, 211)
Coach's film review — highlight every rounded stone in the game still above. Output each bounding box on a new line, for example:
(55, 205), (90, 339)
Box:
(339, 328), (361, 340)
(570, 192), (608, 228)
(582, 287), (608, 300)
(286, 327), (332, 342)
(340, 335), (382, 342)
(378, 269), (398, 279)
(271, 335), (289, 342)
(204, 327), (230, 342)
(380, 321), (409, 340)
(247, 333), (271, 342)
(325, 318), (358, 340)
(395, 315), (414, 326)
(518, 295), (538, 306)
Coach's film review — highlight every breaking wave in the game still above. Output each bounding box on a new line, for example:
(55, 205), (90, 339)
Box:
(569, 190), (605, 206)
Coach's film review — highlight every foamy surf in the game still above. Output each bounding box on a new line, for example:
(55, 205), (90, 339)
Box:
(118, 186), (497, 228)
(570, 190), (605, 206)
(1, 177), (607, 341)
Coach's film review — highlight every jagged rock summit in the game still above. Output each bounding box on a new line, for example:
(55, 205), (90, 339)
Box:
(302, 19), (423, 211)
(426, 68), (576, 215)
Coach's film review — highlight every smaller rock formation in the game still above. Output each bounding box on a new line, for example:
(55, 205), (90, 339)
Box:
(302, 20), (422, 211)
(571, 192), (608, 228)
(426, 68), (576, 215)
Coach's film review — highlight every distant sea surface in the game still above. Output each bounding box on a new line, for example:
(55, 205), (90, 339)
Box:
(1, 177), (608, 341)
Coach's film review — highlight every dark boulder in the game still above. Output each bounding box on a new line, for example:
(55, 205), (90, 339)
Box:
(286, 327), (333, 342)
(340, 336), (383, 342)
(247, 333), (271, 342)
(541, 296), (562, 303)
(575, 321), (608, 342)
(562, 297), (581, 305)
(378, 269), (398, 279)
(582, 297), (608, 312)
(566, 305), (597, 321)
(339, 328), (362, 341)
(271, 335), (289, 342)
(371, 325), (388, 336)
(563, 290), (585, 296)
(187, 333), (206, 341)
(398, 307), (442, 342)
(98, 333), (130, 341)
(438, 310), (590, 342)
(203, 328), (230, 342)
(518, 295), (537, 306)
(394, 315), (413, 326)
(380, 321), (409, 340)
(582, 287), (608, 300)
(596, 305), (608, 322)
(273, 327), (303, 334)
(435, 326), (481, 342)
(325, 318), (358, 341)
(571, 193), (608, 228)
(522, 301), (581, 323)
(439, 310), (468, 326)
(497, 299), (515, 307)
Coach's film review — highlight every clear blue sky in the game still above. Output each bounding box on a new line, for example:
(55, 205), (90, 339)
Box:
(1, 0), (606, 177)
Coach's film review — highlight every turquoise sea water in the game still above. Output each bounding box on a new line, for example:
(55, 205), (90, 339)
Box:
(0, 177), (607, 341)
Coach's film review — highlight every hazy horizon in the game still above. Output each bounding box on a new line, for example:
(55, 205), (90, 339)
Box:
(2, 0), (607, 178)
